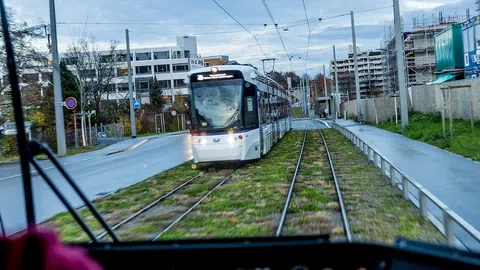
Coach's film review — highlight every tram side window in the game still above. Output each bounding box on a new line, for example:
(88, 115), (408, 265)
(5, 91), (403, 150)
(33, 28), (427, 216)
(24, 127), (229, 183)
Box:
(243, 83), (259, 129)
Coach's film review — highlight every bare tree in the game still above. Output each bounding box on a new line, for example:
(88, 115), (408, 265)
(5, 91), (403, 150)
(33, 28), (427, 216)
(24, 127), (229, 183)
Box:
(65, 37), (121, 122)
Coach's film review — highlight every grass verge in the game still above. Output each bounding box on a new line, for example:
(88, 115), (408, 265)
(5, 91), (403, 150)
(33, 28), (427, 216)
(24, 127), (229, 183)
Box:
(0, 145), (108, 163)
(322, 128), (445, 245)
(377, 112), (480, 161)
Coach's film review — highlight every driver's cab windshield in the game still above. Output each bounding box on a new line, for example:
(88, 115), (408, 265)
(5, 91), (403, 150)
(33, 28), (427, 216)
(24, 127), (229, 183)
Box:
(0, 0), (479, 257)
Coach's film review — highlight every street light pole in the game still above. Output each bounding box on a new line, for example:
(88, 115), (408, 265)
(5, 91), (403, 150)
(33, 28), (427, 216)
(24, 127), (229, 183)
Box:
(49, 0), (67, 156)
(350, 11), (362, 123)
(126, 29), (137, 138)
(323, 65), (329, 118)
(393, 0), (409, 131)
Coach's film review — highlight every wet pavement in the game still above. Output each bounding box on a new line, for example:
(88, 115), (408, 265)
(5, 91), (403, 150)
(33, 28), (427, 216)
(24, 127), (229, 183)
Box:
(334, 119), (480, 251)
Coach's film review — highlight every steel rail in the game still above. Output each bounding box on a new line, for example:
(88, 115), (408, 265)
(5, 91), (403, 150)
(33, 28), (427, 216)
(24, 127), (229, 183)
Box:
(152, 171), (236, 241)
(276, 123), (308, 237)
(96, 174), (203, 240)
(314, 121), (353, 242)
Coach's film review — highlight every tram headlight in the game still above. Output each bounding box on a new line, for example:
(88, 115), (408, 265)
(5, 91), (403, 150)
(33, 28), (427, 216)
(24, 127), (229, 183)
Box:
(228, 135), (235, 144)
(211, 67), (218, 73)
(193, 138), (201, 144)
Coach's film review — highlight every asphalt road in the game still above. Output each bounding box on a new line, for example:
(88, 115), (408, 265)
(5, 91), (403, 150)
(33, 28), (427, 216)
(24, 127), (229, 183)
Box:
(0, 132), (192, 235)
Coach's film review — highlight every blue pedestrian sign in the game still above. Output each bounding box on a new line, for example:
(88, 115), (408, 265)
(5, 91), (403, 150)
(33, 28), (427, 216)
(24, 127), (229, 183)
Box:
(134, 100), (141, 109)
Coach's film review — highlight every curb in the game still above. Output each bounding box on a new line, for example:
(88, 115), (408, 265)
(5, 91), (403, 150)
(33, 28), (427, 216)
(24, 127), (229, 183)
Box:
(105, 130), (189, 156)
(0, 157), (48, 166)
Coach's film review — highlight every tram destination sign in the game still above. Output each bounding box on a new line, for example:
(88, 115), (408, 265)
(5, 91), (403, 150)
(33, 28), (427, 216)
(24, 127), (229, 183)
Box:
(191, 70), (243, 83)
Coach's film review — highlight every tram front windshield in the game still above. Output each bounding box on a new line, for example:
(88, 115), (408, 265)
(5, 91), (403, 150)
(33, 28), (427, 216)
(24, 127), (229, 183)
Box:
(191, 79), (243, 132)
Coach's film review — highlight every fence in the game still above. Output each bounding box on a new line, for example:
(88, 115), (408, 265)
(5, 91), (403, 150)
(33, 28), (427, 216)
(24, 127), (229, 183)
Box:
(411, 79), (480, 120)
(339, 96), (402, 124)
(333, 123), (480, 250)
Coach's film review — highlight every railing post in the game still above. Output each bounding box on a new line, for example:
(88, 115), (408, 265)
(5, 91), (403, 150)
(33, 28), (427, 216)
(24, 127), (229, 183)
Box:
(381, 156), (385, 174)
(419, 189), (428, 220)
(443, 210), (455, 247)
(390, 166), (396, 186)
(402, 175), (409, 200)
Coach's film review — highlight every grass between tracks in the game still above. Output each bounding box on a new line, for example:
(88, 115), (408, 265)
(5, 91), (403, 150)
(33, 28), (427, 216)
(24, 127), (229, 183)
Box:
(292, 107), (308, 119)
(44, 162), (199, 242)
(322, 129), (445, 244)
(159, 131), (304, 239)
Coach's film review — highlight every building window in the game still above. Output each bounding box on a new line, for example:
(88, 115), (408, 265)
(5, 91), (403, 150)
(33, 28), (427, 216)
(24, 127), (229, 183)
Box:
(100, 55), (114, 63)
(158, 80), (171, 89)
(172, 51), (182, 59)
(135, 66), (152, 74)
(184, 50), (190, 58)
(41, 72), (52, 81)
(172, 64), (189, 72)
(79, 69), (96, 77)
(62, 57), (77, 65)
(139, 82), (150, 92)
(153, 51), (170, 59)
(136, 52), (151, 61)
(117, 83), (129, 92)
(205, 62), (210, 67)
(116, 54), (128, 62)
(22, 73), (39, 83)
(117, 67), (131, 77)
(98, 68), (115, 77)
(154, 64), (170, 73)
(173, 79), (186, 88)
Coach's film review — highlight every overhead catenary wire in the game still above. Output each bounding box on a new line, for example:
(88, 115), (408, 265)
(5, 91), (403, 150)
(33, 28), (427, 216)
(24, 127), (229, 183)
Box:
(260, 0), (293, 71)
(302, 0), (313, 74)
(212, 0), (273, 69)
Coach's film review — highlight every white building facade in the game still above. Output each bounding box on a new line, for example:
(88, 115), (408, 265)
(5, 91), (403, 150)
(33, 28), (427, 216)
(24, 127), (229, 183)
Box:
(330, 47), (384, 97)
(61, 36), (228, 104)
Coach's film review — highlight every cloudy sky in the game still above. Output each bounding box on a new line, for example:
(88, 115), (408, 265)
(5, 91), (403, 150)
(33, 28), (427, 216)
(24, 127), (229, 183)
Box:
(7, 0), (476, 75)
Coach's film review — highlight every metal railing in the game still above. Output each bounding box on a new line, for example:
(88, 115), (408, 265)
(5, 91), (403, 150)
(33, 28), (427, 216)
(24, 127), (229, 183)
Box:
(332, 123), (480, 250)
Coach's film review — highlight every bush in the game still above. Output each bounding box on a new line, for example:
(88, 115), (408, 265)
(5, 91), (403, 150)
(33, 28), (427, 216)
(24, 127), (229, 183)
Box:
(1, 135), (18, 157)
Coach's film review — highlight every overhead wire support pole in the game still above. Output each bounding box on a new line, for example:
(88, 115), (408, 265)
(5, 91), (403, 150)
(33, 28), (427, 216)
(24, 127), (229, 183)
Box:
(333, 45), (340, 120)
(393, 0), (409, 132)
(323, 65), (329, 118)
(49, 0), (67, 156)
(126, 29), (137, 138)
(350, 11), (362, 123)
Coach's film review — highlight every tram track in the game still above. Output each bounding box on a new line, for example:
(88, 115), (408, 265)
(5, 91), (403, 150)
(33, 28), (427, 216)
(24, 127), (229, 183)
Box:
(95, 166), (238, 241)
(276, 121), (352, 241)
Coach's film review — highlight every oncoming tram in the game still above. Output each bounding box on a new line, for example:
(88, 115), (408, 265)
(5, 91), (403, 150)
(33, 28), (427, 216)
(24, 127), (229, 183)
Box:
(187, 65), (292, 164)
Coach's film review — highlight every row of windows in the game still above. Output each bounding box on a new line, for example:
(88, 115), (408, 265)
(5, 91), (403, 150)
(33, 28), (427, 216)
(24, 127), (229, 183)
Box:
(62, 50), (191, 65)
(135, 64), (189, 75)
(258, 91), (290, 125)
(118, 79), (186, 92)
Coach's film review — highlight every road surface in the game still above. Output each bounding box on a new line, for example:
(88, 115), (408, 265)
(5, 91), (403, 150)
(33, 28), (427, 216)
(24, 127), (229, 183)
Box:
(0, 132), (192, 235)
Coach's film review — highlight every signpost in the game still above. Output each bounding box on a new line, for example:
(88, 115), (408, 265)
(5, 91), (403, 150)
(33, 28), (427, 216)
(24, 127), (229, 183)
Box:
(134, 100), (141, 109)
(64, 97), (77, 110)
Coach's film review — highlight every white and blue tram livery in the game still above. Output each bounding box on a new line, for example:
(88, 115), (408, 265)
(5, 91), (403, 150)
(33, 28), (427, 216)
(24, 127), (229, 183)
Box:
(187, 65), (292, 164)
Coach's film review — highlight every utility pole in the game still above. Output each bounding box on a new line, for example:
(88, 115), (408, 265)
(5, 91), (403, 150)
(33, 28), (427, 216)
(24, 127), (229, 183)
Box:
(333, 45), (340, 120)
(393, 0), (409, 131)
(49, 0), (66, 156)
(323, 65), (329, 118)
(350, 11), (362, 123)
(126, 29), (137, 138)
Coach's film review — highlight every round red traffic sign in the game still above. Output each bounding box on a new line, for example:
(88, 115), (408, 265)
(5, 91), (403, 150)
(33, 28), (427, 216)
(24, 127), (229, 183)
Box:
(65, 97), (77, 110)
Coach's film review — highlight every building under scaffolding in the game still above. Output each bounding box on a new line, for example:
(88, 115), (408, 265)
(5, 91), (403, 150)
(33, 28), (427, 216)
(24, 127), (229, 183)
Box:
(381, 12), (467, 95)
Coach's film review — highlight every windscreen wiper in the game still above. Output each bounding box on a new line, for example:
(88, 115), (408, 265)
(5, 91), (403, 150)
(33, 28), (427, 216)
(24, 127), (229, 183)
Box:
(0, 0), (118, 243)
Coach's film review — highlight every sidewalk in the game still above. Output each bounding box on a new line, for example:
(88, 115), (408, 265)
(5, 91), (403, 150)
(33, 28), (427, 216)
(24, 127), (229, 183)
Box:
(333, 119), (480, 250)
